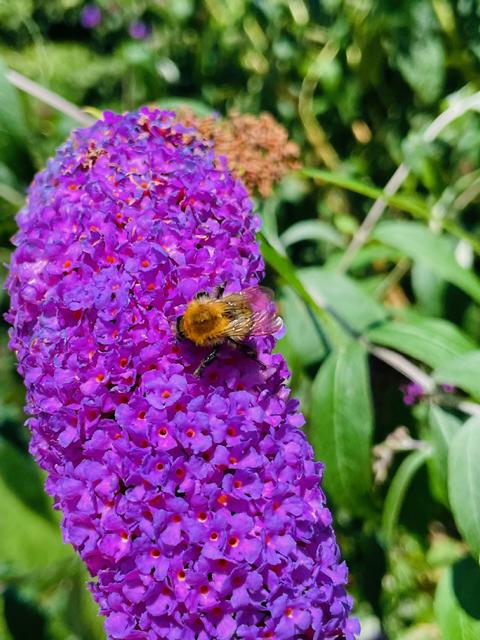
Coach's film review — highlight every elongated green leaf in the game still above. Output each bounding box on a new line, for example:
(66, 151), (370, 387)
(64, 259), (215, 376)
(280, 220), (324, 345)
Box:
(373, 222), (480, 303)
(0, 58), (28, 146)
(302, 167), (428, 217)
(382, 448), (431, 547)
(435, 556), (480, 640)
(279, 287), (327, 367)
(0, 474), (71, 572)
(0, 440), (54, 523)
(298, 267), (387, 334)
(411, 262), (446, 317)
(326, 244), (402, 271)
(367, 317), (476, 369)
(426, 406), (462, 506)
(448, 417), (480, 560)
(303, 168), (480, 253)
(435, 352), (480, 400)
(259, 234), (346, 346)
(280, 220), (344, 248)
(310, 342), (373, 513)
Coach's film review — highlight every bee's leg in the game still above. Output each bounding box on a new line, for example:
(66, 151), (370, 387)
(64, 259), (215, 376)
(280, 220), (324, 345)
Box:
(194, 346), (220, 377)
(194, 290), (208, 300)
(215, 282), (226, 299)
(228, 339), (267, 370)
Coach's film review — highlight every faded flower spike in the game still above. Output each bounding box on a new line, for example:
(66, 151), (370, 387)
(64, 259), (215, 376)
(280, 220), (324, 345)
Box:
(6, 107), (359, 639)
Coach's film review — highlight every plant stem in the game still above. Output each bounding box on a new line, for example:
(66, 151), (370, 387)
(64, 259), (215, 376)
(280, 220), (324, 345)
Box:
(6, 70), (95, 127)
(338, 89), (480, 272)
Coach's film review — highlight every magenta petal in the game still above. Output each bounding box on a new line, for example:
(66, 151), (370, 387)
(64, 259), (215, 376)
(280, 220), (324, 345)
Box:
(217, 614), (237, 640)
(105, 612), (131, 638)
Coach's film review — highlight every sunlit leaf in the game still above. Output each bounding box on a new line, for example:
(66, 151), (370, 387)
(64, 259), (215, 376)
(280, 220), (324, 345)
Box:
(448, 417), (480, 560)
(302, 167), (428, 217)
(0, 57), (28, 148)
(367, 317), (475, 369)
(280, 220), (344, 248)
(435, 556), (480, 639)
(0, 472), (71, 572)
(434, 352), (480, 400)
(426, 406), (461, 506)
(303, 168), (480, 253)
(411, 262), (446, 317)
(310, 341), (373, 513)
(298, 267), (387, 334)
(259, 234), (346, 346)
(373, 221), (480, 303)
(278, 286), (327, 367)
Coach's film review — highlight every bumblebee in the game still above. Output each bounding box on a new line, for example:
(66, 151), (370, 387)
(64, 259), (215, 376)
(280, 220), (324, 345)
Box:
(176, 284), (282, 376)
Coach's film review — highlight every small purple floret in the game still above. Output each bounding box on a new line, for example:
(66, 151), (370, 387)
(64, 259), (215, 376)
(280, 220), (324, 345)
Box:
(81, 4), (102, 29)
(6, 108), (358, 639)
(401, 382), (424, 406)
(440, 383), (456, 394)
(129, 20), (151, 40)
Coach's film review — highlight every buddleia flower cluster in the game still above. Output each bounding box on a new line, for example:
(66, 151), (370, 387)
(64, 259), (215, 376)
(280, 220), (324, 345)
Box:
(6, 107), (359, 639)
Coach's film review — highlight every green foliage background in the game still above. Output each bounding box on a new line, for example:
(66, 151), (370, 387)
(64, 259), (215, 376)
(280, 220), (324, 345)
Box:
(1, 1), (480, 639)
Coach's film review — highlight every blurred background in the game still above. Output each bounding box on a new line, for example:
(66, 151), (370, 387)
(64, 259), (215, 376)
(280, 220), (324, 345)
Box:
(1, 1), (480, 639)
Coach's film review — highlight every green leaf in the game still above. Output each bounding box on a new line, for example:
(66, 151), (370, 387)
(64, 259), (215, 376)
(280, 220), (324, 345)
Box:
(278, 287), (327, 367)
(259, 234), (346, 346)
(0, 595), (13, 640)
(373, 221), (480, 303)
(435, 556), (480, 640)
(326, 244), (403, 271)
(280, 220), (344, 248)
(382, 448), (431, 547)
(309, 342), (373, 513)
(367, 317), (476, 369)
(302, 167), (429, 217)
(298, 267), (387, 334)
(302, 169), (480, 254)
(411, 262), (446, 317)
(397, 37), (445, 105)
(0, 58), (28, 149)
(434, 351), (480, 400)
(426, 406), (462, 506)
(0, 472), (72, 573)
(156, 97), (215, 116)
(0, 440), (54, 523)
(448, 417), (480, 560)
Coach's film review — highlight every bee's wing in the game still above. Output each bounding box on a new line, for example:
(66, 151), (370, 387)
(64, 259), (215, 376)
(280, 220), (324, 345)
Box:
(212, 293), (254, 339)
(242, 286), (283, 336)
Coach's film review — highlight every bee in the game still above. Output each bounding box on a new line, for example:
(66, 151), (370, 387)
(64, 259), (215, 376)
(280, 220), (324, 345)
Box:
(176, 284), (282, 377)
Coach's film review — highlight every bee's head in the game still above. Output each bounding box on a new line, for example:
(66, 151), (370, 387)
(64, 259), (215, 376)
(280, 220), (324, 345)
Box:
(175, 314), (186, 341)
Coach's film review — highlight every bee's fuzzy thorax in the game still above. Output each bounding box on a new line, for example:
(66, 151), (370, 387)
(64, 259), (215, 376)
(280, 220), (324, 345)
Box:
(181, 300), (230, 346)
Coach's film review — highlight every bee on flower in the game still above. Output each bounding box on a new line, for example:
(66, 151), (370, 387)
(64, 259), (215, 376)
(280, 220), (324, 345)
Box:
(176, 284), (283, 376)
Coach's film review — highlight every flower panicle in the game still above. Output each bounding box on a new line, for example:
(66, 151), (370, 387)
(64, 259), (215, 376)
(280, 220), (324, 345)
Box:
(176, 108), (301, 197)
(6, 107), (357, 640)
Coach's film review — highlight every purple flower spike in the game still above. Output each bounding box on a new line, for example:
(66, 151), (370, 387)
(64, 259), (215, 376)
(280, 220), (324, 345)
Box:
(81, 4), (102, 29)
(6, 108), (358, 639)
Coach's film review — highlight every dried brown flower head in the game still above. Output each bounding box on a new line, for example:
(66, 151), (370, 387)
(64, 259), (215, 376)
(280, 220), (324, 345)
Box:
(177, 109), (301, 196)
